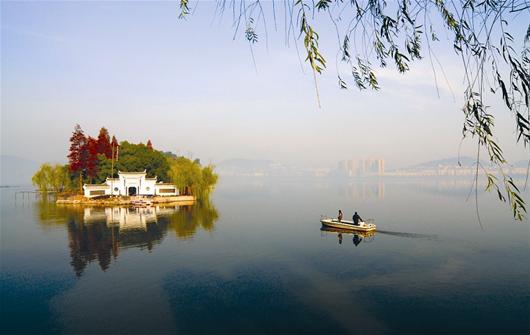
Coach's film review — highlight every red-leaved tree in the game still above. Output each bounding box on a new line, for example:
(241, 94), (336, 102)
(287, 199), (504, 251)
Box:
(96, 127), (112, 159)
(86, 137), (99, 181)
(67, 124), (88, 191)
(68, 124), (88, 174)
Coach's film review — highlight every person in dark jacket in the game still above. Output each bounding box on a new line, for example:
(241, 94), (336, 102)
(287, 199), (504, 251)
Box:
(352, 212), (363, 225)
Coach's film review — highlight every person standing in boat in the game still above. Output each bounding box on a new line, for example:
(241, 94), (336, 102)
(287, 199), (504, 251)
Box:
(352, 212), (363, 225)
(337, 210), (343, 222)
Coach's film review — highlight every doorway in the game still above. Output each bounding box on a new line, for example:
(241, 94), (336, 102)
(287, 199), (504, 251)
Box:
(128, 187), (137, 196)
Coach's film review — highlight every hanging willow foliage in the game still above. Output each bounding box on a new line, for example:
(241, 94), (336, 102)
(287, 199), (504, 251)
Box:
(178, 0), (529, 220)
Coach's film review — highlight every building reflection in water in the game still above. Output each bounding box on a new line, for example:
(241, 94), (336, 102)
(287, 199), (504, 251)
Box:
(36, 201), (218, 276)
(338, 180), (385, 200)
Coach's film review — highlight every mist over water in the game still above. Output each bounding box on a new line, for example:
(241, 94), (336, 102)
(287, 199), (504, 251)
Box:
(1, 177), (529, 334)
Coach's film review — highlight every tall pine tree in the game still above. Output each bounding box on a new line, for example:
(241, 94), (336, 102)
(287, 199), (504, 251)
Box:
(86, 137), (99, 181)
(96, 127), (112, 158)
(68, 125), (88, 173)
(67, 124), (88, 191)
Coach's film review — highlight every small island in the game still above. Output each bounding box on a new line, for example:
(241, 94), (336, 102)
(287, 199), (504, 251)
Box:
(56, 170), (195, 206)
(33, 125), (218, 205)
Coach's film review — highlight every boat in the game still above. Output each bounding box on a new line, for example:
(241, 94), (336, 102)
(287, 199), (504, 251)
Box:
(320, 218), (376, 232)
(130, 198), (153, 207)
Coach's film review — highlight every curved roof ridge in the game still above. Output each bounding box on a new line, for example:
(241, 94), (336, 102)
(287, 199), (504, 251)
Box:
(118, 170), (147, 174)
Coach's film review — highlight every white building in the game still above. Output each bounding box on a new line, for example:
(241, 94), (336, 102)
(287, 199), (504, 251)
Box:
(338, 158), (385, 177)
(83, 170), (178, 198)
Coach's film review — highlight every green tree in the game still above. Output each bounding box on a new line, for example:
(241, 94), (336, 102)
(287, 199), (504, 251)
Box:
(32, 163), (72, 193)
(115, 141), (171, 181)
(167, 156), (218, 199)
(94, 154), (114, 183)
(179, 0), (529, 220)
(200, 165), (219, 199)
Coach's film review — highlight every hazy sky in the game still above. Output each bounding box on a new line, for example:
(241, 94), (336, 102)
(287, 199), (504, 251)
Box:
(1, 1), (528, 169)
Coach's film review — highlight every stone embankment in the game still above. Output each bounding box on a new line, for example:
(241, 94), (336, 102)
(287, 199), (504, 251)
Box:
(56, 195), (195, 206)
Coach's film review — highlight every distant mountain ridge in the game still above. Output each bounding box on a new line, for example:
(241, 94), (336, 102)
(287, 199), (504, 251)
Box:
(408, 156), (481, 169)
(216, 159), (276, 169)
(512, 160), (529, 168)
(215, 159), (283, 177)
(407, 157), (528, 169)
(387, 157), (529, 177)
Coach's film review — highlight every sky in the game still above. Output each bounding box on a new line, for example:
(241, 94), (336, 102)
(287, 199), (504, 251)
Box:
(1, 1), (528, 170)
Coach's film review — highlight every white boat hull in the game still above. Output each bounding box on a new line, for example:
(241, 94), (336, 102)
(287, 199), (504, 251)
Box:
(320, 218), (376, 232)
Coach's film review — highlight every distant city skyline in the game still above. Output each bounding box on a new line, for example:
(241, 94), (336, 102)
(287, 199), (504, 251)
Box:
(338, 159), (385, 177)
(1, 1), (528, 170)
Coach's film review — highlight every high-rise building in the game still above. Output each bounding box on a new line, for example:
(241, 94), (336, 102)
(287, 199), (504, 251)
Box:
(337, 158), (385, 176)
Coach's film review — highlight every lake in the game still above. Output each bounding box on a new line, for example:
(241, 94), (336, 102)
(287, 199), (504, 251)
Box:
(1, 177), (529, 334)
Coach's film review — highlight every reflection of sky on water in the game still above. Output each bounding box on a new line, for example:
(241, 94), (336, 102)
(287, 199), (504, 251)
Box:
(1, 177), (529, 334)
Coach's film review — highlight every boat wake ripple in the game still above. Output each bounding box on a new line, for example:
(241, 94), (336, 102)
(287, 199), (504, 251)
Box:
(376, 230), (438, 240)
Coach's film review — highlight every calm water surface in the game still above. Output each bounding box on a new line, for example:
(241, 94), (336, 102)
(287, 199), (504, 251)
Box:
(1, 177), (529, 334)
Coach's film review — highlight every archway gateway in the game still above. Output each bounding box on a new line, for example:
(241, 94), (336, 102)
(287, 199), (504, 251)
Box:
(128, 187), (137, 196)
(83, 171), (178, 198)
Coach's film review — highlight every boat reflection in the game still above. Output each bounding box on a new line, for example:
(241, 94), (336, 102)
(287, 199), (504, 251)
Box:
(320, 225), (376, 246)
(36, 200), (218, 276)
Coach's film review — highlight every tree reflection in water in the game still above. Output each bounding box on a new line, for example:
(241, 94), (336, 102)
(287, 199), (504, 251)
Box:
(36, 199), (218, 276)
(166, 200), (218, 239)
